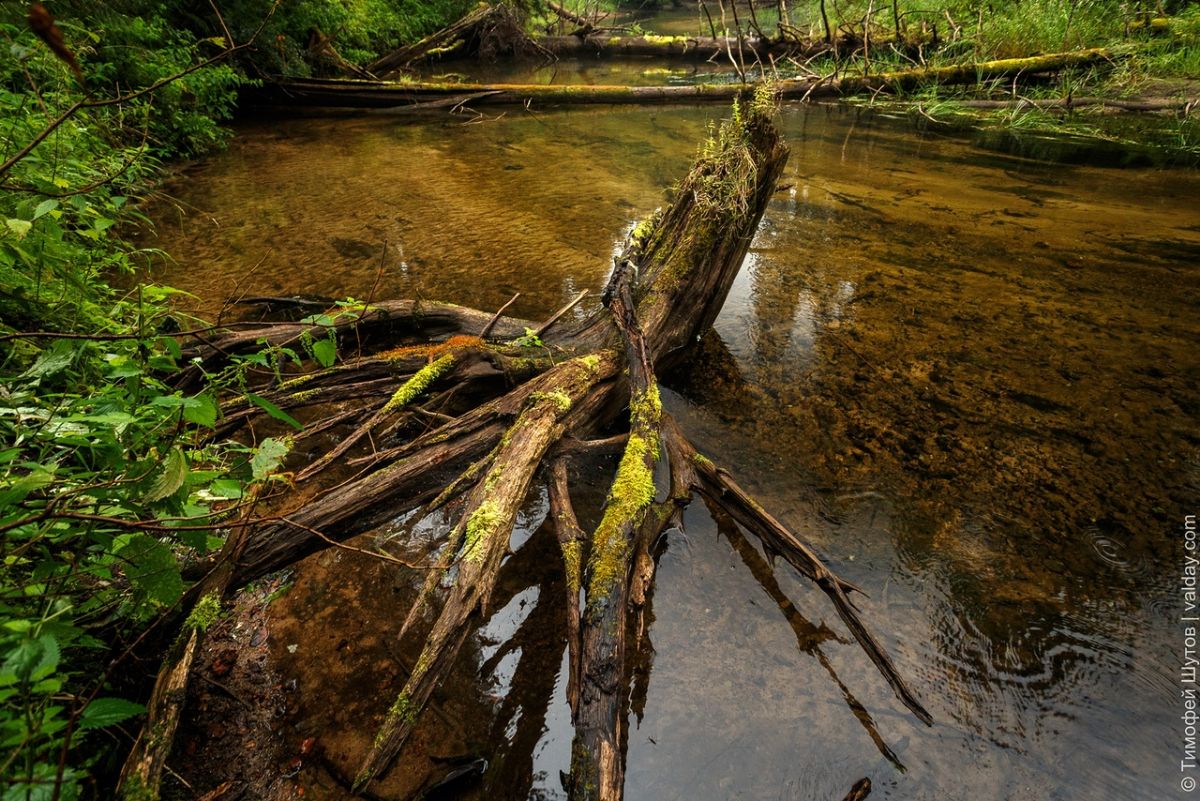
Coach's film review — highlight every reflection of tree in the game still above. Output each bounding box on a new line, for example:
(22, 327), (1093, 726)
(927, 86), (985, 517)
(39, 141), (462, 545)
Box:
(704, 497), (905, 771)
(479, 521), (568, 799)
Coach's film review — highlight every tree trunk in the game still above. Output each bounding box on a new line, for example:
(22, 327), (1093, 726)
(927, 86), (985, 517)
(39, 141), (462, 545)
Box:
(246, 49), (1114, 111)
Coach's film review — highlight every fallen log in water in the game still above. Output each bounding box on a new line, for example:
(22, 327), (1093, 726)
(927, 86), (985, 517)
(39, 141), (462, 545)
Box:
(249, 49), (1114, 111)
(952, 95), (1198, 113)
(534, 33), (830, 61)
(147, 93), (931, 801)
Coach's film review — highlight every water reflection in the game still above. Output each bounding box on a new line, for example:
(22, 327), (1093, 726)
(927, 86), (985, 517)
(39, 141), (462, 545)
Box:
(148, 103), (1200, 800)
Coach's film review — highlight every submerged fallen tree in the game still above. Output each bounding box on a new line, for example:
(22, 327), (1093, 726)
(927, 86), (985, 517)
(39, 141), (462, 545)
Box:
(125, 92), (931, 801)
(250, 48), (1114, 112)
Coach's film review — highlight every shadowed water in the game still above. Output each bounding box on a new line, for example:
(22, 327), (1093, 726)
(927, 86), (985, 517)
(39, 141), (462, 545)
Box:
(143, 103), (1200, 800)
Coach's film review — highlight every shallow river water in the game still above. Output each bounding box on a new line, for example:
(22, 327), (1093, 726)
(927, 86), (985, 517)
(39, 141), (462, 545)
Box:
(144, 101), (1200, 800)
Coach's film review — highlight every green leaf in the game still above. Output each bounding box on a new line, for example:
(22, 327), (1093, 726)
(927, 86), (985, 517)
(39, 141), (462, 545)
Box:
(145, 448), (188, 503)
(251, 437), (291, 481)
(1, 634), (59, 684)
(78, 697), (145, 731)
(159, 336), (183, 361)
(182, 393), (217, 428)
(245, 393), (302, 430)
(206, 479), (243, 500)
(20, 339), (77, 380)
(117, 534), (183, 606)
(4, 218), (31, 240)
(311, 337), (336, 368)
(0, 469), (54, 508)
(32, 200), (58, 220)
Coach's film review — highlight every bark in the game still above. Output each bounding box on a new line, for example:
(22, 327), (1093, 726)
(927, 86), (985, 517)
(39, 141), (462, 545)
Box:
(366, 3), (540, 75)
(366, 4), (500, 74)
(534, 33), (829, 60)
(247, 49), (1114, 111)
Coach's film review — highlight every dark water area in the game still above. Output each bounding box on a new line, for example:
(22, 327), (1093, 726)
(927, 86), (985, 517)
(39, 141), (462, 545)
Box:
(142, 103), (1200, 800)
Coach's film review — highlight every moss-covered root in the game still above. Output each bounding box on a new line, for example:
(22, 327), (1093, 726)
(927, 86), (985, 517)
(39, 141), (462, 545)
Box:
(569, 268), (664, 801)
(353, 353), (611, 792)
(295, 353), (456, 482)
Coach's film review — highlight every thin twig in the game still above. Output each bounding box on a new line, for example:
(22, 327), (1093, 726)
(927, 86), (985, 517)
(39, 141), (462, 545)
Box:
(534, 289), (588, 337)
(479, 292), (520, 338)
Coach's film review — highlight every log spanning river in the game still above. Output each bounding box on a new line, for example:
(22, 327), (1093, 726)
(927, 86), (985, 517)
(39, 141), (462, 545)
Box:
(142, 101), (1200, 800)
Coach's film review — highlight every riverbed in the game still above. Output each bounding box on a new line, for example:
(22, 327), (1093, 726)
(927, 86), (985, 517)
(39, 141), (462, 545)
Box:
(143, 101), (1200, 800)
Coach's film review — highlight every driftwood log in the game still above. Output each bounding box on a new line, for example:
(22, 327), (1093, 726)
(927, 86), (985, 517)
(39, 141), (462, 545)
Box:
(125, 95), (932, 801)
(247, 49), (1114, 112)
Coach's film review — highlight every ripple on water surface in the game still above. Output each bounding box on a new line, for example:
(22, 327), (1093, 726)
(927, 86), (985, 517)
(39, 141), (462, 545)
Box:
(143, 103), (1200, 800)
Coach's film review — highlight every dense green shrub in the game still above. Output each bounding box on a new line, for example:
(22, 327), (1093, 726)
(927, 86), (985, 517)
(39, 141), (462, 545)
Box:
(0, 1), (469, 796)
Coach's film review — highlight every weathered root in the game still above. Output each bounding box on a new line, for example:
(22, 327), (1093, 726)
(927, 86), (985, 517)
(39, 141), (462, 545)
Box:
(568, 272), (663, 801)
(548, 458), (586, 715)
(662, 416), (932, 725)
(844, 777), (873, 801)
(118, 506), (259, 799)
(180, 297), (530, 385)
(160, 97), (931, 801)
(353, 353), (614, 791)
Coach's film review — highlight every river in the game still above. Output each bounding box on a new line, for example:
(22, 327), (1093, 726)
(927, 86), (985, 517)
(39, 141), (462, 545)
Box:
(142, 100), (1200, 800)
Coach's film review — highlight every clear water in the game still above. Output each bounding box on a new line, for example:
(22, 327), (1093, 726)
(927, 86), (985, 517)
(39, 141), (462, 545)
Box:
(143, 102), (1200, 800)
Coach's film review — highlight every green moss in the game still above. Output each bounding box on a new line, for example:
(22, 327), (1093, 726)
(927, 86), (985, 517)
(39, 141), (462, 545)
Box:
(185, 592), (221, 632)
(288, 387), (323, 405)
(412, 650), (432, 685)
(629, 382), (661, 426)
(561, 539), (583, 594)
(641, 34), (688, 45)
(383, 353), (455, 413)
(578, 354), (601, 373)
(372, 690), (419, 753)
(461, 499), (502, 563)
(387, 691), (418, 726)
(587, 431), (657, 605)
(121, 775), (156, 801)
(693, 452), (714, 470)
(531, 390), (573, 414)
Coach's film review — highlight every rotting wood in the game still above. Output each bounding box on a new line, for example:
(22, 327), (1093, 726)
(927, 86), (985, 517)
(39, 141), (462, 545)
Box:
(157, 94), (931, 801)
(247, 49), (1115, 112)
(367, 3), (542, 75)
(533, 33), (828, 60)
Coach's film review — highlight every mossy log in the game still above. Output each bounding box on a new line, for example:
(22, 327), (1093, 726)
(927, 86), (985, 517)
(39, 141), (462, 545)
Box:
(534, 33), (829, 61)
(167, 96), (930, 801)
(250, 48), (1114, 112)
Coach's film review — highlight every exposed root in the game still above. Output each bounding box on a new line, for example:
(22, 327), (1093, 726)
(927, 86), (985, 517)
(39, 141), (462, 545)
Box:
(156, 98), (930, 801)
(353, 353), (612, 791)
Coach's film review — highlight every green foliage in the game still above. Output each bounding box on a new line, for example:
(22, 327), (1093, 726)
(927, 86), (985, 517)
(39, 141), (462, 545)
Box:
(0, 2), (400, 794)
(510, 326), (545, 348)
(202, 0), (477, 76)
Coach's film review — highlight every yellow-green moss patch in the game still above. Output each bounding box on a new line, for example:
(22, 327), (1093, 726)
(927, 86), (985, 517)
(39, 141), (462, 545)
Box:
(561, 539), (583, 594)
(462, 499), (503, 563)
(383, 353), (454, 413)
(185, 592), (221, 632)
(586, 432), (657, 605)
